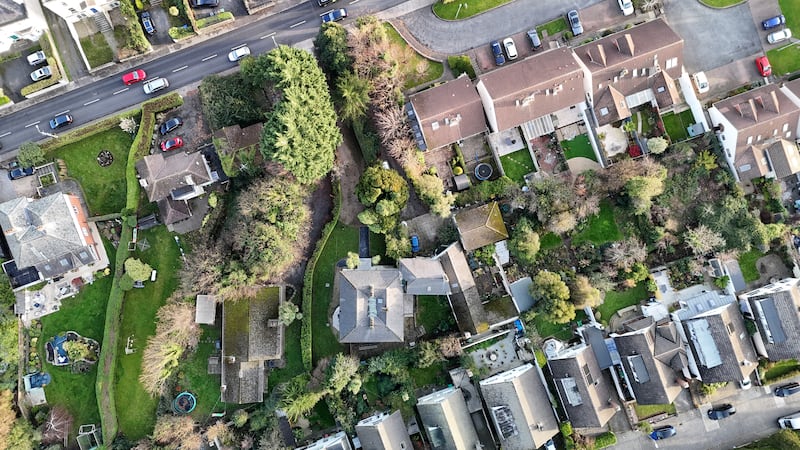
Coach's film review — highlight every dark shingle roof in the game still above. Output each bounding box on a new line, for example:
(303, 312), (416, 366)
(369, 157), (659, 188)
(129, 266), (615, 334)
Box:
(135, 152), (213, 202)
(337, 266), (404, 343)
(547, 345), (616, 429)
(399, 258), (450, 295)
(746, 279), (800, 361)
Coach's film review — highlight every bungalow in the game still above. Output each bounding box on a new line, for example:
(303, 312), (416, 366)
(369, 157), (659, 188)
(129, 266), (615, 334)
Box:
(416, 386), (480, 450)
(741, 278), (800, 362)
(355, 410), (413, 450)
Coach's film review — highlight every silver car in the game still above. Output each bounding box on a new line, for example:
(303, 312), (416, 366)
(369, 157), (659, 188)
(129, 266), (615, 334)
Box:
(27, 51), (46, 66)
(767, 29), (792, 44)
(568, 9), (583, 36)
(143, 77), (169, 94)
(30, 66), (52, 82)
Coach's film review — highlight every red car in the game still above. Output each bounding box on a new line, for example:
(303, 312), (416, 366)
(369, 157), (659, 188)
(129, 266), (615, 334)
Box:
(756, 56), (772, 77)
(122, 69), (147, 85)
(160, 137), (184, 152)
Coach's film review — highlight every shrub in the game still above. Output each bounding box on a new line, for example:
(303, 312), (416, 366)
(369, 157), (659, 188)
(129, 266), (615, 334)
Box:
(595, 431), (617, 449)
(196, 11), (234, 29)
(447, 55), (476, 79)
(168, 26), (195, 40)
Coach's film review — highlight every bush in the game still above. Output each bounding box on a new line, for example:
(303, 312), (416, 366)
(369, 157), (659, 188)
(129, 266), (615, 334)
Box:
(196, 11), (234, 29)
(168, 26), (195, 40)
(352, 119), (380, 164)
(447, 55), (476, 79)
(21, 58), (62, 96)
(595, 431), (617, 449)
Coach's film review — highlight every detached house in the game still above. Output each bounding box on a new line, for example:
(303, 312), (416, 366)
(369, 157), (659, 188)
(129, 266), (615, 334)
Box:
(416, 386), (480, 450)
(708, 79), (800, 183)
(355, 411), (413, 450)
(741, 278), (800, 362)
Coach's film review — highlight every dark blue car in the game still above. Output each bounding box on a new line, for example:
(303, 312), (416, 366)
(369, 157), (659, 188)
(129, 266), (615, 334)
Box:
(491, 41), (505, 66)
(763, 15), (786, 30)
(650, 425), (676, 440)
(410, 235), (420, 253)
(8, 167), (34, 180)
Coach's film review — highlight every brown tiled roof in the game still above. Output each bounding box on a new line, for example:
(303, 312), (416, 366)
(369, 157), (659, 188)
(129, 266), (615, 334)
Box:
(135, 152), (213, 202)
(733, 144), (770, 182)
(454, 202), (509, 251)
(408, 75), (488, 150)
(547, 344), (616, 429)
(766, 138), (800, 178)
(477, 47), (585, 132)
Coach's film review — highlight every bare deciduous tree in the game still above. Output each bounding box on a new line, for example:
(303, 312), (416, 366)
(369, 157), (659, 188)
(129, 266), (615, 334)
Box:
(605, 237), (647, 270)
(42, 406), (73, 445)
(139, 302), (201, 396)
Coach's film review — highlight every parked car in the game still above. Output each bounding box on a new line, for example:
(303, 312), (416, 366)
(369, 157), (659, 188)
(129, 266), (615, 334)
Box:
(490, 41), (506, 66)
(317, 0), (336, 6)
(693, 71), (709, 94)
(568, 9), (583, 36)
(321, 8), (347, 23)
(49, 113), (73, 130)
(756, 56), (772, 77)
(708, 404), (736, 420)
(143, 77), (169, 94)
(526, 29), (542, 50)
(122, 69), (147, 85)
(161, 137), (184, 152)
(410, 235), (420, 253)
(190, 0), (219, 8)
(140, 11), (155, 35)
(26, 50), (46, 66)
(8, 167), (34, 180)
(767, 28), (793, 44)
(650, 425), (676, 440)
(30, 66), (52, 82)
(503, 37), (518, 60)
(159, 117), (183, 135)
(775, 382), (800, 397)
(762, 15), (786, 30)
(618, 0), (634, 16)
(228, 46), (251, 62)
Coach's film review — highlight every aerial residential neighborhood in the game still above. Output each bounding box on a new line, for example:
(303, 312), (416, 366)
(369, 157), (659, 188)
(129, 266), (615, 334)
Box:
(5, 0), (800, 449)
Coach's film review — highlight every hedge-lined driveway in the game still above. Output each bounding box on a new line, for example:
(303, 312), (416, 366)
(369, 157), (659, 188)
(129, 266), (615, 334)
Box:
(0, 46), (40, 103)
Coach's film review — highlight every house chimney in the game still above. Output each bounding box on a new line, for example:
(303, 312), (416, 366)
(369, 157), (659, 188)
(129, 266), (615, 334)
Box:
(748, 98), (758, 122)
(755, 95), (765, 109)
(733, 103), (743, 117)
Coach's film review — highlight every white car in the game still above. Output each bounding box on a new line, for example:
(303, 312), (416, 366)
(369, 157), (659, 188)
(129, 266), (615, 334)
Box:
(693, 71), (709, 94)
(27, 51), (46, 66)
(228, 46), (251, 62)
(503, 37), (518, 60)
(30, 66), (52, 82)
(618, 0), (634, 16)
(767, 28), (793, 44)
(143, 77), (169, 94)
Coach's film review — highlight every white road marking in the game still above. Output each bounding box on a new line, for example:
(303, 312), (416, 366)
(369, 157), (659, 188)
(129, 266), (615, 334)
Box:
(173, 65), (188, 72)
(56, 110), (70, 116)
(24, 121), (40, 128)
(201, 54), (217, 61)
(289, 20), (306, 28)
(113, 88), (129, 95)
(0, 132), (11, 138)
(260, 32), (276, 40)
(349, 0), (360, 4)
(84, 99), (100, 106)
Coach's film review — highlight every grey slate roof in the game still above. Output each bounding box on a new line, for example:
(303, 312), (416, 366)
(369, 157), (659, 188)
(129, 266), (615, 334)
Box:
(416, 387), (479, 450)
(157, 197), (192, 225)
(454, 202), (509, 252)
(744, 278), (800, 361)
(547, 344), (616, 429)
(136, 151), (214, 202)
(355, 411), (412, 450)
(399, 258), (450, 296)
(0, 193), (95, 279)
(337, 266), (404, 343)
(478, 364), (559, 449)
(435, 242), (480, 334)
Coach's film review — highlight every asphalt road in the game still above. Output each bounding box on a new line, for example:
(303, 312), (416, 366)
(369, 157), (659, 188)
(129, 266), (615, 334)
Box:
(0, 0), (404, 154)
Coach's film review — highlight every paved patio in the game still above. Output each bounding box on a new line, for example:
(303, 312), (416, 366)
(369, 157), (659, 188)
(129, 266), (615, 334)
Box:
(596, 124), (628, 157)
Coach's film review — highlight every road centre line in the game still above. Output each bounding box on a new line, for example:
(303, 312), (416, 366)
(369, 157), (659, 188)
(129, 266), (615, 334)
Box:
(202, 54), (217, 61)
(349, 0), (359, 4)
(0, 132), (11, 138)
(113, 87), (129, 95)
(24, 121), (40, 128)
(260, 32), (276, 40)
(84, 99), (100, 106)
(173, 65), (189, 72)
(55, 110), (70, 116)
(289, 20), (306, 28)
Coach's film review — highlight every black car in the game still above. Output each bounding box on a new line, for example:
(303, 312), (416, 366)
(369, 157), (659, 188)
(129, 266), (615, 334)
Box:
(140, 11), (155, 35)
(775, 382), (800, 397)
(317, 0), (336, 6)
(8, 167), (34, 180)
(708, 404), (736, 420)
(159, 117), (184, 135)
(650, 425), (677, 440)
(190, 0), (219, 8)
(49, 114), (73, 130)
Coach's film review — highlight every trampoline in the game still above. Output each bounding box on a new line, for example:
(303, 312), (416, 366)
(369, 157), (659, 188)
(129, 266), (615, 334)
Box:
(173, 392), (196, 414)
(475, 163), (493, 181)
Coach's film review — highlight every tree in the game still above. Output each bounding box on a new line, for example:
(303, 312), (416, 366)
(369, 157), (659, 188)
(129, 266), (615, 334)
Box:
(684, 224), (726, 256)
(385, 230), (411, 260)
(417, 341), (443, 368)
(119, 116), (137, 135)
(508, 218), (540, 266)
(570, 275), (602, 309)
(605, 237), (647, 270)
(0, 390), (15, 446)
(0, 278), (14, 311)
(124, 258), (153, 282)
(437, 335), (463, 358)
(42, 406), (73, 446)
(695, 149), (718, 171)
(345, 251), (360, 269)
(153, 415), (196, 445)
(531, 271), (575, 324)
(139, 302), (201, 396)
(325, 354), (361, 395)
(17, 142), (44, 168)
(625, 171), (666, 215)
(205, 421), (234, 446)
(336, 71), (371, 123)
(548, 210), (578, 234)
(5, 419), (39, 450)
(282, 390), (326, 422)
(278, 301), (302, 326)
(199, 73), (263, 130)
(315, 23), (352, 79)
(413, 173), (455, 217)
(647, 136), (669, 154)
(63, 341), (93, 362)
(118, 273), (134, 291)
(356, 165), (409, 234)
(231, 409), (249, 428)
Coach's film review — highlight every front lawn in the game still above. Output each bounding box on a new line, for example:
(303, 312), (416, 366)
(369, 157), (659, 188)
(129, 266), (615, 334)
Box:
(573, 200), (621, 245)
(417, 295), (456, 336)
(537, 17), (568, 37)
(739, 249), (763, 283)
(596, 283), (648, 323)
(661, 110), (694, 142)
(383, 23), (444, 89)
(79, 34), (113, 68)
(767, 44), (800, 77)
(433, 0), (512, 20)
(634, 402), (676, 419)
(763, 359), (800, 382)
(114, 226), (182, 439)
(49, 127), (133, 215)
(500, 149), (536, 185)
(561, 134), (596, 161)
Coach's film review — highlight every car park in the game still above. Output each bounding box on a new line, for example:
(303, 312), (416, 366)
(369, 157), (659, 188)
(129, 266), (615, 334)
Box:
(161, 137), (184, 152)
(228, 46), (251, 62)
(762, 15), (786, 30)
(693, 71), (709, 94)
(159, 117), (183, 135)
(650, 425), (677, 440)
(122, 69), (147, 85)
(775, 382), (800, 397)
(143, 78), (169, 94)
(30, 66), (52, 82)
(26, 51), (46, 66)
(321, 8), (347, 23)
(140, 11), (155, 35)
(49, 114), (73, 130)
(568, 9), (583, 36)
(756, 56), (772, 77)
(503, 37), (518, 60)
(708, 404), (736, 420)
(618, 0), (634, 16)
(8, 167), (34, 180)
(526, 29), (542, 50)
(767, 29), (792, 44)
(190, 0), (219, 7)
(491, 41), (505, 66)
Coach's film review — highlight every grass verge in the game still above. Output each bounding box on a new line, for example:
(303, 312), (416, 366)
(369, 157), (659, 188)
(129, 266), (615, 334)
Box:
(537, 17), (568, 37)
(383, 23), (444, 89)
(634, 403), (676, 419)
(432, 0), (513, 20)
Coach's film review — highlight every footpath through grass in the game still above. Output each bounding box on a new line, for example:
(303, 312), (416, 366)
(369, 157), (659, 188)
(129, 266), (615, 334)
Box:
(433, 0), (513, 20)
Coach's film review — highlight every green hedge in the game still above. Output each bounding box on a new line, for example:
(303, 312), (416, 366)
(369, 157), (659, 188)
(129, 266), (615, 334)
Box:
(447, 55), (476, 79)
(21, 57), (62, 97)
(196, 11), (234, 29)
(300, 181), (341, 370)
(168, 26), (196, 40)
(352, 119), (379, 164)
(595, 431), (617, 449)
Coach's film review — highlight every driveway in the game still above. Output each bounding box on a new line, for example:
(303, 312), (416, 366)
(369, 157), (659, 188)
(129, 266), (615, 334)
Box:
(0, 44), (40, 103)
(145, 7), (177, 47)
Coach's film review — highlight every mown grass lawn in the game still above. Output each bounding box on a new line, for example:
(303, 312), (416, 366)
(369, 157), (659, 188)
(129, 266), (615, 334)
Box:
(500, 149), (536, 185)
(596, 283), (648, 323)
(537, 17), (568, 37)
(561, 134), (596, 161)
(178, 324), (225, 419)
(573, 200), (621, 245)
(433, 0), (513, 20)
(416, 295), (456, 336)
(79, 34), (113, 68)
(634, 402), (676, 419)
(533, 310), (587, 341)
(661, 109), (694, 142)
(767, 44), (800, 77)
(763, 359), (800, 382)
(39, 241), (115, 440)
(49, 127), (134, 215)
(739, 249), (763, 283)
(383, 23), (444, 89)
(114, 226), (182, 439)
(540, 232), (562, 250)
(699, 0), (744, 7)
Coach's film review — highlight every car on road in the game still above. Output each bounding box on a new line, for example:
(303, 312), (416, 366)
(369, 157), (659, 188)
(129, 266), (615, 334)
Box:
(762, 15), (786, 30)
(140, 11), (155, 35)
(526, 29), (542, 50)
(503, 37), (518, 60)
(122, 69), (147, 85)
(161, 137), (184, 152)
(143, 77), (169, 94)
(767, 28), (792, 44)
(159, 117), (183, 135)
(8, 167), (34, 180)
(190, 0), (219, 7)
(317, 0), (336, 6)
(27, 51), (46, 66)
(775, 382), (800, 397)
(756, 56), (772, 77)
(49, 113), (73, 130)
(410, 235), (420, 253)
(693, 71), (709, 94)
(567, 9), (583, 36)
(650, 425), (677, 440)
(30, 66), (52, 82)
(618, 0), (634, 16)
(490, 41), (505, 66)
(228, 46), (251, 62)
(708, 404), (736, 420)
(321, 8), (347, 23)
